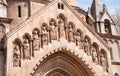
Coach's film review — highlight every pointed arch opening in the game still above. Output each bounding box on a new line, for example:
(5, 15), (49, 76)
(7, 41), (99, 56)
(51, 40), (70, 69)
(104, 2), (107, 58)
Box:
(32, 50), (94, 76)
(114, 40), (120, 59)
(104, 19), (112, 35)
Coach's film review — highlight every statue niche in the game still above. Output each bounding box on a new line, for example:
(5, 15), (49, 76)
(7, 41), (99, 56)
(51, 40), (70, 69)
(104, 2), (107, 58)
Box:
(41, 24), (49, 47)
(91, 47), (98, 64)
(23, 39), (31, 59)
(84, 38), (91, 55)
(32, 30), (40, 51)
(49, 19), (57, 40)
(76, 30), (83, 49)
(100, 53), (107, 71)
(58, 19), (66, 39)
(67, 23), (75, 42)
(13, 45), (21, 67)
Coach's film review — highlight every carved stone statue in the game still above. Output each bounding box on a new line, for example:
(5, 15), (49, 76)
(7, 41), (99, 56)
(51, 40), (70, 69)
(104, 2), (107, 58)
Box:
(92, 47), (98, 64)
(68, 24), (74, 42)
(33, 30), (40, 50)
(23, 39), (31, 59)
(58, 19), (65, 38)
(100, 54), (107, 71)
(68, 31), (74, 42)
(76, 31), (83, 49)
(41, 25), (48, 45)
(49, 20), (57, 40)
(13, 45), (21, 67)
(84, 38), (90, 55)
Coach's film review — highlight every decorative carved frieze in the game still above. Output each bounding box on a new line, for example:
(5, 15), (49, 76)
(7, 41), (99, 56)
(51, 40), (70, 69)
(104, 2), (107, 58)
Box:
(12, 14), (109, 73)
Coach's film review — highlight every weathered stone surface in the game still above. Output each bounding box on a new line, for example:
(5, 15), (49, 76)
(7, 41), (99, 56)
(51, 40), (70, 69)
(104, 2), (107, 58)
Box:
(0, 0), (119, 76)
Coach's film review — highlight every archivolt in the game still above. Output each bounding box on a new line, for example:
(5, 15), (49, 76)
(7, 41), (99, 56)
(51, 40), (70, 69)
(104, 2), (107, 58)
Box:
(30, 48), (96, 76)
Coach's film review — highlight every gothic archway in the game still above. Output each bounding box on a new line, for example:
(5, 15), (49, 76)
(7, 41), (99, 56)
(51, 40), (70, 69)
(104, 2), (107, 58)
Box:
(32, 50), (94, 76)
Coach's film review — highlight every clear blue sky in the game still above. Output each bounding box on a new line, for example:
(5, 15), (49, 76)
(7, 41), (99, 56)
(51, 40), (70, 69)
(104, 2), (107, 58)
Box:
(76, 0), (120, 15)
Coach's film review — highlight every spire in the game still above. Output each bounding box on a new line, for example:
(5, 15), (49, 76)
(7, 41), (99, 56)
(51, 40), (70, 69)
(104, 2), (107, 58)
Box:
(92, 0), (99, 7)
(94, 0), (99, 2)
(103, 4), (107, 12)
(88, 7), (91, 14)
(90, 0), (103, 21)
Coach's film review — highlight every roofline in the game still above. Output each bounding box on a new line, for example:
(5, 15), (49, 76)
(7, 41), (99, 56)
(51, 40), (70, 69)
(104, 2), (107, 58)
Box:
(62, 0), (110, 50)
(6, 0), (110, 50)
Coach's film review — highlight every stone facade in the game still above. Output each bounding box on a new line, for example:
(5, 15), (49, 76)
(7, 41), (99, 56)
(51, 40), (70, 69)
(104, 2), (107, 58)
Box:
(0, 0), (119, 76)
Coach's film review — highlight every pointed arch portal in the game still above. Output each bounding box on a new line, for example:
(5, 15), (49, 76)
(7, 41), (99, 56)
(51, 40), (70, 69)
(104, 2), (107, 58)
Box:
(32, 50), (94, 76)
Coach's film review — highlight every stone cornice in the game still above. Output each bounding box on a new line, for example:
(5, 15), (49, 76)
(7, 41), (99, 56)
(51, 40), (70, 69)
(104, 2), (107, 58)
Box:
(95, 21), (116, 25)
(72, 6), (87, 16)
(99, 33), (120, 40)
(111, 60), (120, 65)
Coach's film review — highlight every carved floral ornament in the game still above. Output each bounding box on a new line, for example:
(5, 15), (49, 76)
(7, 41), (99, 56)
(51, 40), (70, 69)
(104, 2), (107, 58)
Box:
(12, 14), (108, 73)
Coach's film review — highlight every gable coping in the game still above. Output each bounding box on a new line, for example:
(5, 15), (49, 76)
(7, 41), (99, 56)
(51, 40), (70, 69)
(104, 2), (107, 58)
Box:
(6, 0), (110, 50)
(6, 0), (58, 38)
(100, 10), (116, 25)
(62, 0), (110, 50)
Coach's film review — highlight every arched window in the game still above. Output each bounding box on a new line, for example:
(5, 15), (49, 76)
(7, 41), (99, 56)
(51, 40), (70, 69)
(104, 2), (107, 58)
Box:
(18, 5), (21, 17)
(58, 3), (61, 9)
(104, 19), (112, 34)
(108, 40), (113, 60)
(58, 3), (64, 10)
(61, 4), (64, 9)
(114, 41), (120, 60)
(108, 40), (120, 61)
